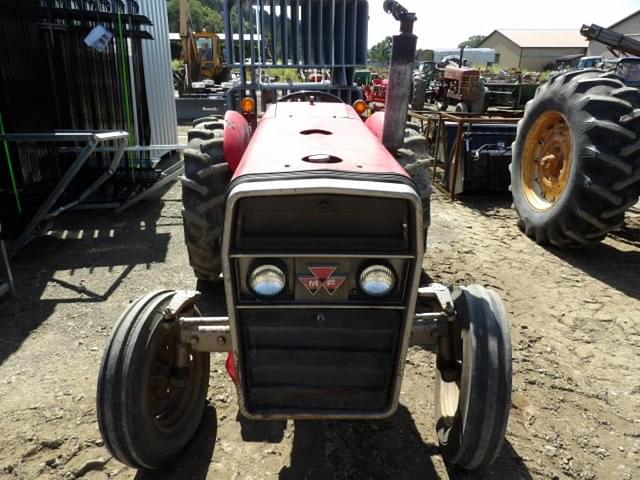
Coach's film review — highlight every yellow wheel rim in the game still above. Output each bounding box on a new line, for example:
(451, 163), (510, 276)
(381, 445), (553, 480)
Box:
(521, 111), (573, 211)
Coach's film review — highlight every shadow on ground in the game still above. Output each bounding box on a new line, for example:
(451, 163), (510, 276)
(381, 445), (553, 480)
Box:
(135, 405), (217, 480)
(235, 405), (530, 480)
(552, 241), (640, 300)
(457, 195), (640, 300)
(0, 199), (172, 366)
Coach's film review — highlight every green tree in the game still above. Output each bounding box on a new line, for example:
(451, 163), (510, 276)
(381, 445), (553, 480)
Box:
(167, 0), (224, 33)
(369, 36), (393, 64)
(458, 35), (486, 48)
(415, 48), (434, 62)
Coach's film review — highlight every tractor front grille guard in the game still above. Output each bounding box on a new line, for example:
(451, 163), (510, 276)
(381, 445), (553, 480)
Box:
(220, 178), (426, 419)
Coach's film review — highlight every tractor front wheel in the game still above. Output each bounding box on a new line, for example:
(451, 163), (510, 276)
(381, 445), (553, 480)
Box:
(434, 285), (512, 470)
(97, 290), (210, 469)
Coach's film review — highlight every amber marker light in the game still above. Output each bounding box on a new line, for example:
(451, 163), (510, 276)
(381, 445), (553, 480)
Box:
(241, 97), (256, 114)
(353, 99), (368, 115)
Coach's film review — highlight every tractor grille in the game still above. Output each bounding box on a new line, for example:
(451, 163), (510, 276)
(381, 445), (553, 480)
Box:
(225, 185), (422, 418)
(239, 308), (402, 413)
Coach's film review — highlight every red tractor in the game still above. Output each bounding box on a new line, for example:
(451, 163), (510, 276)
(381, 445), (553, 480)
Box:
(363, 77), (389, 111)
(96, 1), (512, 473)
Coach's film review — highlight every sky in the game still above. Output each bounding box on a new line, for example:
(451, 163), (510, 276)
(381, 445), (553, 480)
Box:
(367, 0), (640, 49)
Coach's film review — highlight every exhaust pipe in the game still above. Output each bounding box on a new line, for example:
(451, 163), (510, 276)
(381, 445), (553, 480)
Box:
(382, 1), (417, 153)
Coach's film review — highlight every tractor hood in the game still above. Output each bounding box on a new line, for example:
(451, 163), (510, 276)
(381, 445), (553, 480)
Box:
(231, 102), (410, 180)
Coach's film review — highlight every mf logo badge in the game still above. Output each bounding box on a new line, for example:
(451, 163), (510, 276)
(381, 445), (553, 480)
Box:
(298, 265), (346, 296)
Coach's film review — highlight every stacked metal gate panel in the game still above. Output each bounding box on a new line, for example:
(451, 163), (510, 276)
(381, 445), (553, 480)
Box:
(0, 1), (179, 243)
(223, 0), (369, 108)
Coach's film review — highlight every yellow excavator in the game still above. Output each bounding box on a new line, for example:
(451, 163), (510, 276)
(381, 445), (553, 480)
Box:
(177, 0), (229, 91)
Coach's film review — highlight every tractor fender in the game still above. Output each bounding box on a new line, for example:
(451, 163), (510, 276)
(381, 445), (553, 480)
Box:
(224, 110), (251, 172)
(365, 111), (385, 141)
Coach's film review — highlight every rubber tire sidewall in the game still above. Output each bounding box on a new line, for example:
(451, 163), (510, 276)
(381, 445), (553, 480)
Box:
(511, 86), (584, 234)
(435, 286), (512, 470)
(97, 291), (210, 469)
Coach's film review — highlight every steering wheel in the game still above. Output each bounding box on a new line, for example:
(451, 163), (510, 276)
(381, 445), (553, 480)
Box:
(278, 91), (343, 103)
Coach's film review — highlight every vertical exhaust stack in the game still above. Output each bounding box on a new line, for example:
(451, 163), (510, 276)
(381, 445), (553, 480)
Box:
(382, 1), (417, 153)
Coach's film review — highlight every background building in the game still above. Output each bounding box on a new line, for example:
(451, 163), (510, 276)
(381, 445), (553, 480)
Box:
(478, 29), (587, 70)
(586, 9), (640, 57)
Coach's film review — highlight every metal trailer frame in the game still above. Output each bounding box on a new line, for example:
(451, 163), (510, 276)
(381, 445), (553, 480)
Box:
(0, 131), (192, 255)
(0, 223), (15, 299)
(222, 0), (369, 112)
(409, 110), (521, 200)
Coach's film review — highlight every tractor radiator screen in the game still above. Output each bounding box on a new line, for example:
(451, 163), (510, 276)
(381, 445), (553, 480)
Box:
(234, 194), (412, 253)
(238, 308), (402, 413)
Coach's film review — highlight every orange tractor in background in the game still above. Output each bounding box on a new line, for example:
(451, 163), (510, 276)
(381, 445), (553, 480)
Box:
(175, 0), (229, 94)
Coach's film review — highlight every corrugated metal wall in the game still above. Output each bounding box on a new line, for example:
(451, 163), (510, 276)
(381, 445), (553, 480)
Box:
(140, 0), (178, 150)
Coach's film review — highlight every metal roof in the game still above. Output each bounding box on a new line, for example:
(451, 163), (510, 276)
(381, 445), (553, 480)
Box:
(483, 29), (588, 48)
(609, 9), (640, 29)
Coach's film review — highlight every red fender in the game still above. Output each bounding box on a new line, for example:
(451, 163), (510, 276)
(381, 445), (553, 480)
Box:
(225, 352), (239, 384)
(365, 111), (385, 141)
(224, 110), (251, 172)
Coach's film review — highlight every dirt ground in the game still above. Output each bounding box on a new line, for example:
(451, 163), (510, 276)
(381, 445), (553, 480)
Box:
(0, 180), (639, 479)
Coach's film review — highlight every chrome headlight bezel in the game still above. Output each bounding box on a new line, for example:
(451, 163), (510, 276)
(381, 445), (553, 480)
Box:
(358, 264), (396, 297)
(248, 263), (287, 298)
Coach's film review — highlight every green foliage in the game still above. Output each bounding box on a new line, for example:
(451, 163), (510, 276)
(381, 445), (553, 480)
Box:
(262, 68), (302, 82)
(167, 0), (224, 33)
(415, 49), (434, 62)
(172, 59), (184, 71)
(458, 35), (486, 49)
(369, 36), (393, 65)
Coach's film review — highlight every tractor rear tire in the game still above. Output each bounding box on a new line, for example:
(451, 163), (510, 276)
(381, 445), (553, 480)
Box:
(435, 285), (512, 470)
(511, 70), (640, 246)
(97, 290), (210, 469)
(454, 103), (468, 113)
(182, 116), (231, 281)
(412, 77), (426, 111)
(399, 127), (432, 232)
(469, 83), (488, 114)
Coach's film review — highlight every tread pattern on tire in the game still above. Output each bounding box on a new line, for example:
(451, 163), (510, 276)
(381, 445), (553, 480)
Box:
(412, 77), (426, 111)
(399, 126), (433, 231)
(435, 285), (512, 470)
(97, 290), (210, 469)
(182, 116), (231, 280)
(511, 70), (640, 246)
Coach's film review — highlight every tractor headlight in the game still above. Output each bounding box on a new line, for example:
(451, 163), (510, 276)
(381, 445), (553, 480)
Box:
(249, 264), (286, 297)
(359, 265), (396, 297)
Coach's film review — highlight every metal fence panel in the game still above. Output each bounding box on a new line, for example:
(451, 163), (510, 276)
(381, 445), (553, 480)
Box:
(223, 0), (369, 110)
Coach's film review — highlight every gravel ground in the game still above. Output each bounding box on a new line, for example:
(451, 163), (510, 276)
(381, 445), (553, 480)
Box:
(0, 182), (638, 480)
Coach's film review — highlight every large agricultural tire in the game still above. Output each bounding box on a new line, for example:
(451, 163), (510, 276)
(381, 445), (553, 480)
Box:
(469, 83), (489, 114)
(399, 126), (432, 233)
(435, 285), (512, 471)
(511, 69), (640, 247)
(182, 116), (231, 281)
(412, 77), (426, 111)
(97, 291), (210, 469)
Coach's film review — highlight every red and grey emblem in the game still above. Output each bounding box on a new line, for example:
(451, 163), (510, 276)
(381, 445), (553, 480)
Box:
(298, 265), (346, 295)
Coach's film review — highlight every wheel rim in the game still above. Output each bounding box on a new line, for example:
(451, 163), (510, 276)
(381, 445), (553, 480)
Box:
(436, 323), (463, 437)
(521, 111), (573, 211)
(146, 319), (205, 435)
